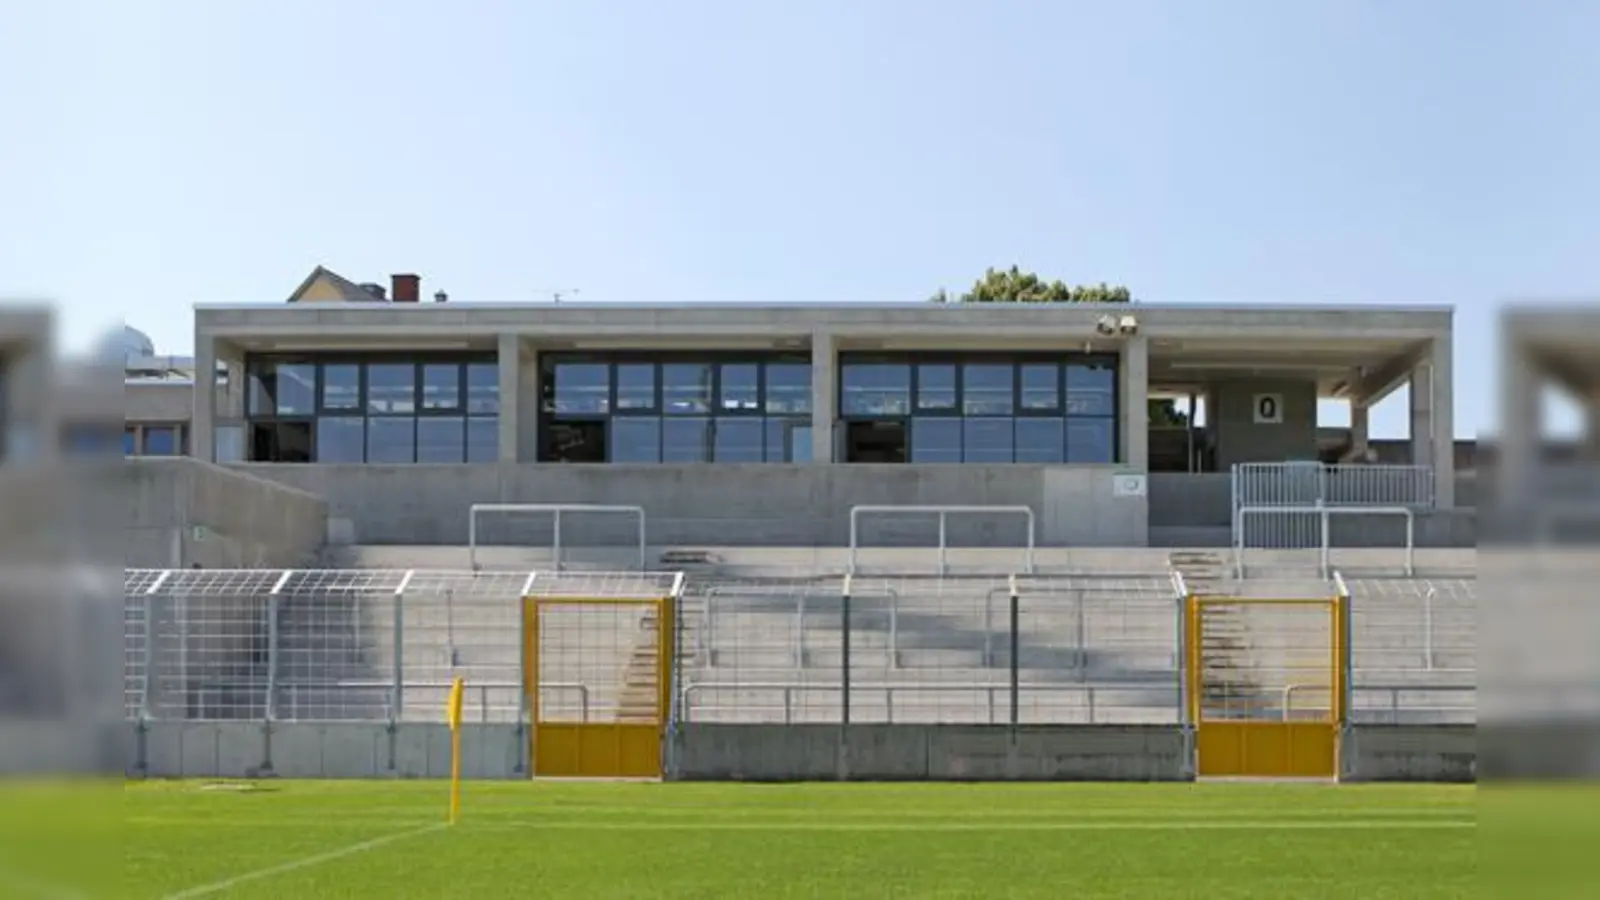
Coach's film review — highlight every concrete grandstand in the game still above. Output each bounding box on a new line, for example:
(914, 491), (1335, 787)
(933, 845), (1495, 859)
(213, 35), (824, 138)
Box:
(105, 267), (1488, 783)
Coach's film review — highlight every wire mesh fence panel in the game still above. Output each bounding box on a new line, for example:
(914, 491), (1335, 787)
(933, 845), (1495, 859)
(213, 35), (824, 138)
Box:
(271, 570), (407, 722)
(1345, 576), (1476, 723)
(122, 570), (165, 719)
(399, 571), (532, 724)
(1012, 576), (1182, 724)
(679, 576), (846, 724)
(535, 601), (660, 724)
(843, 576), (1011, 724)
(144, 570), (283, 721)
(1198, 599), (1336, 723)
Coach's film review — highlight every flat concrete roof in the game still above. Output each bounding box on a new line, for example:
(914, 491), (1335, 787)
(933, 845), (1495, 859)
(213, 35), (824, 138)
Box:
(195, 301), (1450, 400)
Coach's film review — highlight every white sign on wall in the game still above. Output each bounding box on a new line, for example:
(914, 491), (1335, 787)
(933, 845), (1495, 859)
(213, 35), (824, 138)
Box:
(1252, 393), (1284, 425)
(1113, 474), (1147, 498)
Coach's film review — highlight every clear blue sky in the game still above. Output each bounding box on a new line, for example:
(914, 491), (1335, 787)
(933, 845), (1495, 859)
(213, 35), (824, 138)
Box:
(3, 1), (1595, 438)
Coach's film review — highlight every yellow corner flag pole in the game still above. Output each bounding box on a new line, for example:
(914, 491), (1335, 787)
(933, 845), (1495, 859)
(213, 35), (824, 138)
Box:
(447, 676), (465, 825)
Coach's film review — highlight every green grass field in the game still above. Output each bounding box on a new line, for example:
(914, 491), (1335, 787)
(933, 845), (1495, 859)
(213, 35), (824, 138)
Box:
(18, 780), (1478, 898)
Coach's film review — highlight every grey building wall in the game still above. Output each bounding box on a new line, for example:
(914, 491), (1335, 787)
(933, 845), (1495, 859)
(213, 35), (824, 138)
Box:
(1211, 378), (1320, 469)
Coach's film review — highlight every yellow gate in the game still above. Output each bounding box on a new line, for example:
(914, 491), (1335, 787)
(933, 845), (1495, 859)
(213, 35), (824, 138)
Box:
(1187, 595), (1346, 779)
(523, 594), (673, 779)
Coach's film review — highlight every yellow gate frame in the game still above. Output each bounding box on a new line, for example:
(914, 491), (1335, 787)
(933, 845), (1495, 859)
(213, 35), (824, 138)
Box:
(1186, 594), (1347, 779)
(522, 594), (675, 779)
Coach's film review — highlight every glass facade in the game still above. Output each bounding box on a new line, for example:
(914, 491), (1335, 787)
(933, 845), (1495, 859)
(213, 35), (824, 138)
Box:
(245, 354), (498, 463)
(540, 354), (812, 463)
(840, 353), (1119, 464)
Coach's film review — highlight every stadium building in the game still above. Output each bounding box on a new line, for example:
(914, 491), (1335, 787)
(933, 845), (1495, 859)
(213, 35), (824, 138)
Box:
(168, 266), (1465, 555)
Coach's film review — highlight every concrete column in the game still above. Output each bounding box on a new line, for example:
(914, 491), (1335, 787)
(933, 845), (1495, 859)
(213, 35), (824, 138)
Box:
(1498, 331), (1542, 510)
(518, 346), (541, 463)
(192, 334), (217, 462)
(497, 334), (520, 463)
(1345, 401), (1370, 462)
(1119, 336), (1149, 470)
(810, 329), (836, 462)
(1409, 335), (1455, 508)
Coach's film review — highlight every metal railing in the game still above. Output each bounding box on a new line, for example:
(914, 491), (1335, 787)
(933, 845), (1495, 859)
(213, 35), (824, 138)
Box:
(1282, 682), (1476, 724)
(847, 505), (1035, 575)
(1233, 504), (1415, 577)
(679, 681), (1179, 725)
(468, 503), (647, 571)
(1233, 462), (1435, 510)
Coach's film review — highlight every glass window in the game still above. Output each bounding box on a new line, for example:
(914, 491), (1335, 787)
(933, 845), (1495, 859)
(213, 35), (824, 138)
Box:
(366, 417), (415, 463)
(316, 417), (366, 463)
(421, 364), (462, 411)
(551, 363), (609, 414)
(466, 417), (498, 463)
(1015, 418), (1065, 463)
(1020, 364), (1060, 412)
(144, 426), (178, 456)
(250, 361), (316, 416)
(764, 363), (811, 414)
(123, 428), (138, 456)
(612, 417), (661, 463)
(917, 364), (957, 412)
(321, 364), (361, 411)
(714, 418), (763, 461)
(764, 418), (810, 462)
(616, 364), (656, 412)
(911, 418), (962, 463)
(466, 363), (500, 414)
(964, 417), (1014, 463)
(1066, 418), (1115, 463)
(215, 425), (245, 463)
(662, 364), (713, 414)
(962, 364), (1013, 415)
(417, 417), (465, 463)
(1066, 363), (1115, 416)
(719, 363), (760, 412)
(841, 364), (910, 416)
(366, 364), (416, 414)
(661, 417), (710, 462)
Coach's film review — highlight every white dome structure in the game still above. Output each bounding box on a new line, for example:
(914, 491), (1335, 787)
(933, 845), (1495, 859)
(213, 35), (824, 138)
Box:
(98, 324), (157, 363)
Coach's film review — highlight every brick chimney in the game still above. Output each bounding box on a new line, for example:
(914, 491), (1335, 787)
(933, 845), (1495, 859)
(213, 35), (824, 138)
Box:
(391, 273), (421, 303)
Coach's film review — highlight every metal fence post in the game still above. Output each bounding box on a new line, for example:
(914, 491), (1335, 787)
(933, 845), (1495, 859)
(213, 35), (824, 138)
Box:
(840, 575), (852, 726)
(393, 571), (413, 724)
(937, 511), (947, 576)
(1008, 574), (1019, 729)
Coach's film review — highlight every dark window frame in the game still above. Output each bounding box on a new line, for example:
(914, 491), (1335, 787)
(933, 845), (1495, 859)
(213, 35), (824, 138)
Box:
(838, 351), (1120, 464)
(244, 352), (498, 463)
(539, 351), (811, 463)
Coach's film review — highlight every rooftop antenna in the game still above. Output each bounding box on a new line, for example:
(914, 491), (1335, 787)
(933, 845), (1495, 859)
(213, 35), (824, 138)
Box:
(532, 288), (582, 304)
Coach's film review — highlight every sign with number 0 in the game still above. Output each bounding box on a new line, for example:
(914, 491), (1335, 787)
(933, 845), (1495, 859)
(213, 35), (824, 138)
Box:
(1253, 393), (1284, 424)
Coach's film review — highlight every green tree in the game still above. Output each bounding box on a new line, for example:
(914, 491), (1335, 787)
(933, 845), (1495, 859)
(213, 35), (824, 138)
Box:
(928, 266), (1133, 304)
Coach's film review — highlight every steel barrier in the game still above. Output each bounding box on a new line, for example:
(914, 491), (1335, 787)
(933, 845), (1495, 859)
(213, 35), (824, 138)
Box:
(468, 503), (647, 571)
(679, 681), (1179, 725)
(1234, 504), (1415, 577)
(847, 505), (1035, 575)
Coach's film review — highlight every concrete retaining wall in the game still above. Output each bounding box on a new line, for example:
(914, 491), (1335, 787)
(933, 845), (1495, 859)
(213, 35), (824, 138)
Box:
(244, 462), (1149, 548)
(671, 725), (1192, 781)
(114, 723), (1476, 783)
(1342, 725), (1476, 782)
(132, 722), (525, 780)
(126, 458), (328, 568)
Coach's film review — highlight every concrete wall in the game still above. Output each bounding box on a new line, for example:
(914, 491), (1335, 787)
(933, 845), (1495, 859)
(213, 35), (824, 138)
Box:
(245, 462), (1150, 548)
(671, 725), (1190, 781)
(1211, 378), (1319, 469)
(1342, 725), (1475, 782)
(133, 722), (526, 779)
(126, 381), (192, 424)
(114, 722), (1477, 782)
(126, 457), (328, 568)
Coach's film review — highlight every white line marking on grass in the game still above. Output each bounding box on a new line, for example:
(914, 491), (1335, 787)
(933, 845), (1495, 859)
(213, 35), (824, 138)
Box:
(458, 819), (1475, 833)
(158, 823), (448, 900)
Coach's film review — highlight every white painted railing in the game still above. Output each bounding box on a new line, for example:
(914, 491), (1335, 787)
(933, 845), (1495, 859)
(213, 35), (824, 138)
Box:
(468, 503), (646, 571)
(680, 681), (1177, 725)
(847, 504), (1035, 575)
(1233, 504), (1414, 578)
